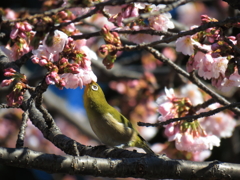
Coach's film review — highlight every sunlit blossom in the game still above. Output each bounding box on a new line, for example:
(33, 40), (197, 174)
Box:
(60, 69), (97, 89)
(175, 131), (220, 152)
(176, 35), (199, 55)
(148, 4), (174, 31)
(199, 104), (236, 138)
(43, 30), (68, 54)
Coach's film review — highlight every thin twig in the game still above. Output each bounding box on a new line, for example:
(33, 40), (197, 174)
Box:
(56, 7), (100, 29)
(16, 111), (29, 148)
(138, 102), (240, 127)
(71, 29), (176, 40)
(223, 36), (240, 54)
(189, 71), (240, 115)
(5, 6), (71, 23)
(191, 98), (216, 112)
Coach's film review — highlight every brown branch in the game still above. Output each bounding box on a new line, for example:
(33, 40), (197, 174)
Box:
(16, 111), (28, 148)
(0, 147), (240, 179)
(138, 101), (240, 127)
(3, 6), (71, 23)
(191, 98), (216, 112)
(144, 47), (240, 115)
(189, 71), (240, 115)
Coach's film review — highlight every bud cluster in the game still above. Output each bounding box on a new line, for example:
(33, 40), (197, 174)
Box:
(99, 25), (122, 69)
(1, 68), (27, 106)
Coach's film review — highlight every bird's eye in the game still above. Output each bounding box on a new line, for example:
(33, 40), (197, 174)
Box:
(91, 85), (98, 91)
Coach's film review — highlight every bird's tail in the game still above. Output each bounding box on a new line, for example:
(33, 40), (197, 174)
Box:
(142, 142), (155, 154)
(136, 135), (155, 154)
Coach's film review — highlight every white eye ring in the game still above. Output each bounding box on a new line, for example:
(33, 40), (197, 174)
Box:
(91, 85), (98, 91)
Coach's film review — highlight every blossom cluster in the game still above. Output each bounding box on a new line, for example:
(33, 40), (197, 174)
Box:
(157, 83), (236, 153)
(8, 21), (34, 60)
(32, 29), (97, 89)
(176, 15), (240, 92)
(104, 3), (174, 44)
(1, 7), (99, 106)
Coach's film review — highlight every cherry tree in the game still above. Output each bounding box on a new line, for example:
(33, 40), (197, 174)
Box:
(0, 0), (240, 179)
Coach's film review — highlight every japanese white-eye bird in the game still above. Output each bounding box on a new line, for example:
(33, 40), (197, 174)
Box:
(84, 81), (154, 154)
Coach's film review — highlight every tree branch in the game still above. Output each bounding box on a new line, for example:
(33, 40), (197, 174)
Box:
(138, 101), (240, 127)
(0, 147), (239, 179)
(145, 46), (240, 115)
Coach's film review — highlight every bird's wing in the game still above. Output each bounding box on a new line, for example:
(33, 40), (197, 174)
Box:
(107, 106), (134, 130)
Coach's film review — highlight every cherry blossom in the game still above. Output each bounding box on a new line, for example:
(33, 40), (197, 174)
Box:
(43, 30), (68, 54)
(211, 56), (228, 79)
(176, 35), (199, 55)
(179, 83), (204, 106)
(60, 69), (97, 89)
(157, 87), (222, 152)
(199, 104), (236, 138)
(191, 150), (212, 161)
(212, 69), (240, 92)
(174, 130), (220, 152)
(148, 4), (174, 32)
(195, 51), (214, 80)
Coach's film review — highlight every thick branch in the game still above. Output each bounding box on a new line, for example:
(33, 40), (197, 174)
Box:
(0, 147), (240, 179)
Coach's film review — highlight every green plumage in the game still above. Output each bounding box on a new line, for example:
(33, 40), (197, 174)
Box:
(84, 81), (154, 154)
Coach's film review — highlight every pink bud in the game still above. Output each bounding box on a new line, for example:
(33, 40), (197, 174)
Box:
(68, 37), (73, 43)
(5, 68), (16, 73)
(4, 72), (15, 77)
(15, 22), (20, 29)
(59, 58), (68, 64)
(1, 79), (14, 87)
(70, 13), (76, 20)
(19, 31), (27, 38)
(40, 55), (48, 60)
(45, 76), (55, 85)
(23, 45), (30, 53)
(19, 23), (26, 31)
(24, 22), (32, 31)
(10, 28), (18, 39)
(69, 66), (80, 74)
(59, 11), (68, 19)
(18, 95), (23, 101)
(59, 79), (66, 87)
(4, 68), (16, 76)
(130, 7), (139, 17)
(103, 24), (109, 30)
(50, 71), (58, 78)
(228, 36), (236, 41)
(32, 57), (39, 64)
(39, 59), (48, 66)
